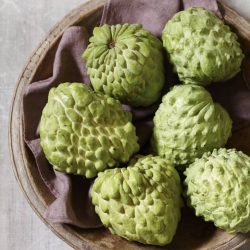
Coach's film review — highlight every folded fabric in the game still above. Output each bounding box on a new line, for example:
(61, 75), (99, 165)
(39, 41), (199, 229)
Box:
(22, 0), (250, 229)
(101, 0), (180, 36)
(23, 26), (102, 228)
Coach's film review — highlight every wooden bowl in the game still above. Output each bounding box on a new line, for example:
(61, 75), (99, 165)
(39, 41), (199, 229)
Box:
(9, 0), (250, 249)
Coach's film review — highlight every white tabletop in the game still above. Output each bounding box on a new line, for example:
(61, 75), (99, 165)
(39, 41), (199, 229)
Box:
(0, 0), (249, 249)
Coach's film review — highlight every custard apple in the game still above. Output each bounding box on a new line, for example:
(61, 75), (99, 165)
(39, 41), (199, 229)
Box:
(162, 7), (244, 85)
(83, 23), (165, 107)
(152, 85), (232, 165)
(184, 148), (250, 233)
(40, 83), (139, 178)
(92, 155), (182, 246)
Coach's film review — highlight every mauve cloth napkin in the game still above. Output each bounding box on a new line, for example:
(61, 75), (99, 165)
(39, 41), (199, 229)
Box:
(22, 0), (250, 228)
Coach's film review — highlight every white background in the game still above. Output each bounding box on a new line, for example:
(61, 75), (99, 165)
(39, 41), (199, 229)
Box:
(0, 0), (249, 249)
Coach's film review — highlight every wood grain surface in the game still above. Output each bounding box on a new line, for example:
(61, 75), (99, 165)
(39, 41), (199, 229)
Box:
(3, 0), (250, 250)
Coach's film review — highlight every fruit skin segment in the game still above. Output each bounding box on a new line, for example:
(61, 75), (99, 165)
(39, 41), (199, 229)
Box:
(40, 82), (139, 178)
(184, 148), (250, 233)
(92, 155), (182, 246)
(162, 7), (244, 86)
(83, 23), (165, 107)
(152, 84), (232, 166)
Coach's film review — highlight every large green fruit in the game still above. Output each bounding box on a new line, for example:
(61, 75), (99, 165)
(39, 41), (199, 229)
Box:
(40, 83), (139, 178)
(184, 148), (250, 233)
(152, 85), (232, 165)
(83, 23), (165, 107)
(92, 155), (182, 246)
(162, 7), (244, 85)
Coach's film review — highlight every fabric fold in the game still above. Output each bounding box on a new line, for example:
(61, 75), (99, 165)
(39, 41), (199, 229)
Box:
(101, 0), (181, 36)
(183, 0), (222, 17)
(23, 26), (102, 228)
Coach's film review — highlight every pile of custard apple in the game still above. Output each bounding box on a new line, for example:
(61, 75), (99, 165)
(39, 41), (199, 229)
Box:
(40, 8), (250, 246)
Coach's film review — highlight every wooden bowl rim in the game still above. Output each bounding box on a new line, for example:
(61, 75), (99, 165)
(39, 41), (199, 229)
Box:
(8, 0), (250, 249)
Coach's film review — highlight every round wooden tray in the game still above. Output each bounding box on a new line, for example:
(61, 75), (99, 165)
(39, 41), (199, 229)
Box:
(9, 0), (250, 249)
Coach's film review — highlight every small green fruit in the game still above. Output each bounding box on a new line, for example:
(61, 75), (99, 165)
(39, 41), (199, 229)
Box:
(152, 85), (232, 165)
(162, 7), (244, 85)
(92, 155), (182, 245)
(83, 23), (165, 107)
(184, 148), (250, 233)
(40, 83), (139, 178)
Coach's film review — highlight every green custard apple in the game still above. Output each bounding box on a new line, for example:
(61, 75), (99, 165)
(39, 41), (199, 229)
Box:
(184, 148), (250, 233)
(152, 85), (232, 165)
(92, 155), (182, 246)
(162, 7), (244, 85)
(83, 23), (165, 107)
(40, 82), (139, 178)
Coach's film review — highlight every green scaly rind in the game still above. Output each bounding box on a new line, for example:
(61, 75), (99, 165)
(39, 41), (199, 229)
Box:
(40, 82), (139, 178)
(83, 23), (165, 107)
(184, 148), (250, 233)
(92, 155), (182, 246)
(162, 7), (244, 85)
(152, 85), (232, 165)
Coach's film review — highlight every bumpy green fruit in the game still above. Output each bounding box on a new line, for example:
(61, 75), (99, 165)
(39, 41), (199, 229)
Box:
(83, 23), (165, 107)
(92, 155), (182, 246)
(40, 83), (139, 178)
(184, 148), (250, 233)
(162, 7), (244, 85)
(152, 85), (232, 165)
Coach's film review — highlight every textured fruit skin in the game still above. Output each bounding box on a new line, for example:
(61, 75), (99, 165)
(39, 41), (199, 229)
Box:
(184, 148), (250, 233)
(40, 83), (139, 178)
(152, 85), (232, 165)
(83, 23), (165, 107)
(162, 7), (244, 86)
(92, 155), (182, 246)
